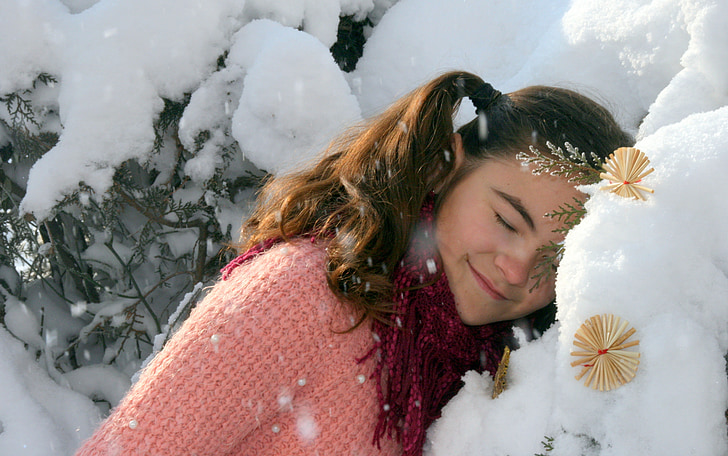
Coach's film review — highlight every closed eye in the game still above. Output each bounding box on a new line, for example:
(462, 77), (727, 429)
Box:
(493, 188), (535, 232)
(495, 213), (517, 232)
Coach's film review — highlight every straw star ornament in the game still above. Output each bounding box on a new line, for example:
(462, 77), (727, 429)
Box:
(600, 147), (655, 200)
(570, 314), (640, 391)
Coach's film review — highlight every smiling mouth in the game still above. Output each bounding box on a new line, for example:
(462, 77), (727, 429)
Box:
(467, 260), (507, 301)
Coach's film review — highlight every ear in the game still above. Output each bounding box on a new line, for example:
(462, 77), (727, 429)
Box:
(434, 133), (466, 193)
(450, 132), (465, 170)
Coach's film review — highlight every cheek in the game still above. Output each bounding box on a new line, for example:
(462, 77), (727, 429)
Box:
(440, 214), (490, 251)
(528, 281), (557, 310)
(462, 213), (502, 246)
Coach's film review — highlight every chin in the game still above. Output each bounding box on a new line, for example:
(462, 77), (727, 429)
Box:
(457, 311), (493, 327)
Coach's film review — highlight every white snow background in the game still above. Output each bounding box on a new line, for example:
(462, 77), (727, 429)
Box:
(1, 0), (728, 454)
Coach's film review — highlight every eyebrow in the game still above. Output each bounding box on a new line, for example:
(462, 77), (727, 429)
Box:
(493, 188), (535, 231)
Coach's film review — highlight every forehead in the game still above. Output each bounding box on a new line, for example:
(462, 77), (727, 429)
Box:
(473, 158), (583, 224)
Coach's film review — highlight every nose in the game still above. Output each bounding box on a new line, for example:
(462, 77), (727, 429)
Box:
(494, 249), (536, 288)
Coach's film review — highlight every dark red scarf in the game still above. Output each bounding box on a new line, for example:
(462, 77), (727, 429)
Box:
(362, 197), (512, 455)
(220, 199), (512, 456)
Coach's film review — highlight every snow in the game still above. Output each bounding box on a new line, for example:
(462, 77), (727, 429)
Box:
(62, 364), (131, 407)
(428, 106), (728, 455)
(3, 293), (44, 351)
(1, 0), (728, 454)
(230, 19), (362, 174)
(0, 325), (100, 456)
(13, 0), (247, 219)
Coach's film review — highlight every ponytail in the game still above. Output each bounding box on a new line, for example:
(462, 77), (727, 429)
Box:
(238, 71), (487, 325)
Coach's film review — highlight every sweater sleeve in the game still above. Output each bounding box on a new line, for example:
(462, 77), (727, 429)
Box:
(74, 241), (344, 455)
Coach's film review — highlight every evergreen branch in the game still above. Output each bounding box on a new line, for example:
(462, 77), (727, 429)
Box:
(0, 167), (27, 200)
(194, 223), (208, 283)
(535, 435), (555, 455)
(10, 249), (74, 304)
(167, 123), (189, 187)
(519, 144), (598, 292)
(529, 197), (588, 292)
(547, 197), (587, 233)
(104, 239), (162, 333)
(530, 240), (564, 293)
(42, 216), (100, 303)
(114, 183), (205, 229)
(33, 73), (58, 88)
(57, 269), (192, 362)
(1, 92), (39, 130)
(0, 118), (58, 164)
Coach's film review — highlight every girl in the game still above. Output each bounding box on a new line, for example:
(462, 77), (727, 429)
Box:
(74, 71), (632, 456)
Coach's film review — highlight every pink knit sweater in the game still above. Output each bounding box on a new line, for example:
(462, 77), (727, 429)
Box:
(74, 240), (401, 455)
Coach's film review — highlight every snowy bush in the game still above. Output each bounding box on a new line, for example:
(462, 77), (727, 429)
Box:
(1, 67), (254, 401)
(1, 0), (728, 454)
(0, 2), (382, 453)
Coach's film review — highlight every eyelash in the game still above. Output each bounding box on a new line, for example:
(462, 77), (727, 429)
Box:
(495, 213), (517, 232)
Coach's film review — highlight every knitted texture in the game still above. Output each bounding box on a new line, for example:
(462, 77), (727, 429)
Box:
(367, 198), (512, 455)
(74, 240), (401, 456)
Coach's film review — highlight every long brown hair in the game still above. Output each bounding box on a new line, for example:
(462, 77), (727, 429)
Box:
(453, 84), (633, 177)
(236, 71), (633, 326)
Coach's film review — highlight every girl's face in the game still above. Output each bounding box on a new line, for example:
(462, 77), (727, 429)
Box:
(436, 142), (583, 326)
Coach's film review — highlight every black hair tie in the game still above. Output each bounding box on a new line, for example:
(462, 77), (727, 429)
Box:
(469, 83), (502, 113)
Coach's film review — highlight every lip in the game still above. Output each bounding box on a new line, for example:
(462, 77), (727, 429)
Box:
(467, 260), (507, 301)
